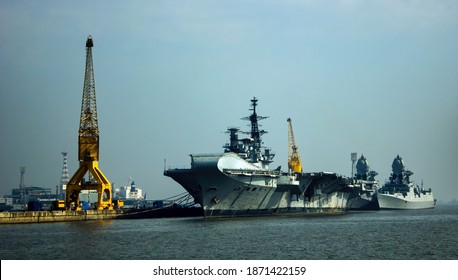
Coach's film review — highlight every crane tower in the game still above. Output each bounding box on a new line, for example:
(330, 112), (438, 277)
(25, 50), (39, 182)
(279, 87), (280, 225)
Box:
(65, 36), (113, 210)
(287, 118), (303, 173)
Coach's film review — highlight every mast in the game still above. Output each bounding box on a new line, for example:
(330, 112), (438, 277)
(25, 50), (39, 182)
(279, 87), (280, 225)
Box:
(240, 97), (274, 165)
(242, 97), (267, 153)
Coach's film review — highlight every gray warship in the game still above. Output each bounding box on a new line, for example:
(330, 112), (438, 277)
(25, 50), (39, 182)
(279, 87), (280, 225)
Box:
(347, 154), (379, 210)
(377, 155), (436, 210)
(164, 97), (357, 218)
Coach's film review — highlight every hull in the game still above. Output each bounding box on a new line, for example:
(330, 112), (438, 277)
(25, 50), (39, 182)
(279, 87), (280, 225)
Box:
(163, 168), (202, 205)
(377, 192), (436, 210)
(348, 193), (379, 210)
(347, 180), (380, 210)
(204, 206), (346, 218)
(165, 153), (354, 218)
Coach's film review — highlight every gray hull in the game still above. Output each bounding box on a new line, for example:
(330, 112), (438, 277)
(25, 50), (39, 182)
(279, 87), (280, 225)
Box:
(165, 153), (355, 218)
(377, 192), (436, 210)
(204, 207), (346, 218)
(348, 194), (379, 210)
(347, 182), (379, 210)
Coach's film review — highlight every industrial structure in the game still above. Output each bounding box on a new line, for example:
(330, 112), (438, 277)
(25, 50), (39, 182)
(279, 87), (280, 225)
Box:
(65, 36), (113, 210)
(287, 118), (302, 173)
(18, 167), (26, 204)
(351, 152), (357, 179)
(19, 166), (26, 189)
(59, 152), (69, 199)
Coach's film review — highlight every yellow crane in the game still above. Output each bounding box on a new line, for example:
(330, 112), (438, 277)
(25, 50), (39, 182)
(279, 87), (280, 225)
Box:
(65, 36), (113, 210)
(287, 118), (303, 173)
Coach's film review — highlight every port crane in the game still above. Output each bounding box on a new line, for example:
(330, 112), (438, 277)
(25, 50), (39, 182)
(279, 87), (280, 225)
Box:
(287, 118), (303, 173)
(65, 36), (113, 210)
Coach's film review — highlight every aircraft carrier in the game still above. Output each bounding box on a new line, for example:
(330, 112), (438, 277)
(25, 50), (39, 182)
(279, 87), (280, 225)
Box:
(164, 97), (357, 218)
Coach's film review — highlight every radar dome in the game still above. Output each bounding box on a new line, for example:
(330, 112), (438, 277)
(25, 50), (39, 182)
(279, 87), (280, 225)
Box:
(391, 155), (405, 175)
(356, 154), (369, 175)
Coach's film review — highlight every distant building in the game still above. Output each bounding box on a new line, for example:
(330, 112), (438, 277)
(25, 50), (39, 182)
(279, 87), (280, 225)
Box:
(11, 186), (57, 205)
(0, 197), (13, 211)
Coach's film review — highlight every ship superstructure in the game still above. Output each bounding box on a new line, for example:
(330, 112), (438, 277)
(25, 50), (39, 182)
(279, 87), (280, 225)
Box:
(348, 154), (379, 210)
(113, 178), (145, 208)
(222, 97), (274, 168)
(377, 155), (435, 209)
(164, 97), (356, 218)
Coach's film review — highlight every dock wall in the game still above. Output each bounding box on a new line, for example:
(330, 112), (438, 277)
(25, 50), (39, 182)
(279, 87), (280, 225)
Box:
(0, 210), (122, 224)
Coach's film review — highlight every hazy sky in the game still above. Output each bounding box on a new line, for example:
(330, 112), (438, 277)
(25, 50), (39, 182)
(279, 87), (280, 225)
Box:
(1, 0), (457, 202)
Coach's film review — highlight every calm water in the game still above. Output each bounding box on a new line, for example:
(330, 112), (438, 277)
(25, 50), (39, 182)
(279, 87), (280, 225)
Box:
(1, 204), (457, 260)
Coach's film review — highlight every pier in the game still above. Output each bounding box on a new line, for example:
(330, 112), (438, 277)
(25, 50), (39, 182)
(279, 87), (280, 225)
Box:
(0, 210), (122, 224)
